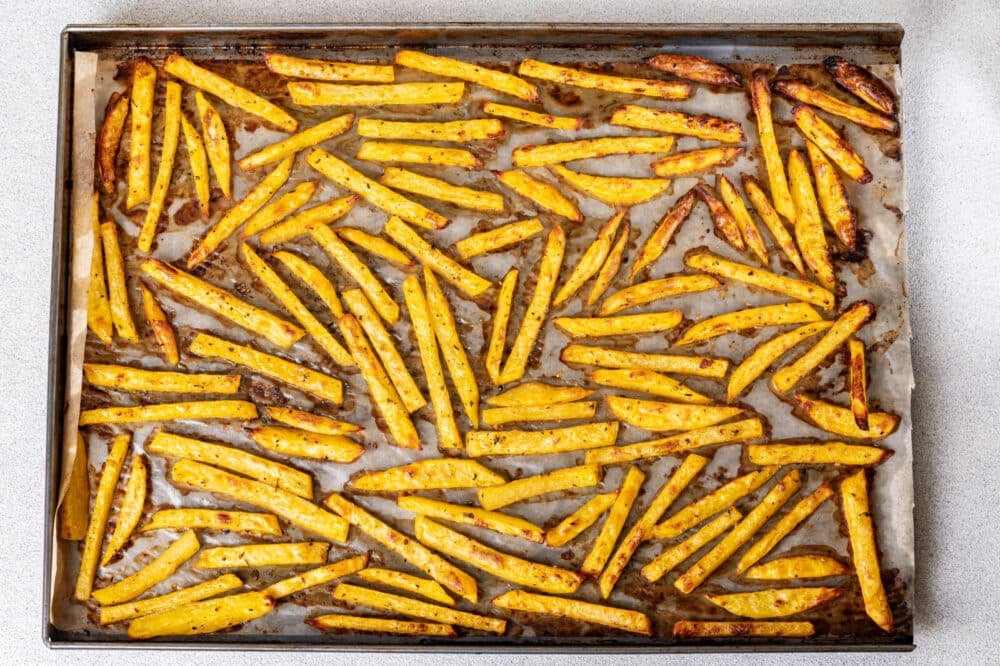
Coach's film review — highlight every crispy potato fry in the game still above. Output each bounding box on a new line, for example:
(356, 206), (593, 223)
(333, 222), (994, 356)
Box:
(309, 614), (456, 637)
(750, 71), (795, 221)
(126, 61), (155, 209)
(139, 284), (178, 364)
(324, 494), (477, 603)
(59, 434), (89, 541)
(493, 589), (651, 635)
(260, 195), (359, 245)
(272, 250), (346, 321)
(588, 368), (711, 405)
(74, 434), (129, 601)
(487, 382), (593, 407)
(87, 198), (113, 345)
(79, 400), (258, 426)
(483, 101), (582, 130)
(612, 105), (745, 143)
(100, 453), (147, 566)
(692, 181), (745, 251)
(100, 221), (138, 342)
(561, 344), (729, 378)
(358, 118), (503, 142)
(554, 211), (625, 306)
(607, 396), (744, 432)
(792, 393), (898, 440)
(791, 105), (871, 183)
(673, 620), (815, 638)
(355, 567), (453, 605)
(685, 250), (835, 310)
(806, 141), (857, 250)
(581, 466), (644, 576)
(551, 165), (671, 206)
(727, 322), (832, 401)
(477, 464), (601, 510)
(586, 416), (764, 467)
(396, 50), (538, 101)
(92, 530), (201, 605)
(143, 509), (282, 535)
(642, 508), (743, 582)
(519, 59), (690, 99)
(241, 181), (317, 238)
(498, 225), (566, 383)
(485, 269), (518, 384)
(308, 223), (400, 323)
(466, 421), (619, 457)
(748, 442), (890, 466)
(647, 53), (742, 87)
(677, 302), (822, 346)
(249, 425), (363, 464)
(99, 574), (243, 625)
(586, 220), (629, 306)
(266, 555), (368, 599)
(848, 338), (870, 430)
(546, 492), (619, 547)
(264, 405), (360, 436)
(83, 363), (240, 394)
(423, 269), (479, 426)
(127, 590), (275, 639)
(289, 81), (465, 107)
(264, 52), (394, 82)
(741, 174), (807, 275)
(497, 170), (582, 222)
(337, 227), (414, 268)
(332, 583), (501, 632)
(238, 114), (355, 171)
(737, 484), (834, 574)
(380, 167), (505, 214)
(384, 216), (492, 297)
(165, 53), (296, 132)
(98, 92), (129, 194)
(555, 312), (683, 338)
(357, 141), (482, 169)
(629, 189), (697, 282)
(650, 147), (743, 179)
(717, 174), (768, 265)
(787, 149), (836, 289)
(352, 458), (505, 492)
(481, 401), (597, 427)
(195, 542), (329, 569)
(599, 274), (719, 316)
(842, 469), (893, 632)
(137, 81), (182, 251)
(824, 56), (896, 115)
(148, 430), (312, 498)
(195, 91), (231, 198)
(708, 587), (844, 619)
(744, 555), (851, 581)
(513, 136), (676, 168)
(455, 219), (542, 259)
(399, 495), (544, 543)
(773, 78), (897, 133)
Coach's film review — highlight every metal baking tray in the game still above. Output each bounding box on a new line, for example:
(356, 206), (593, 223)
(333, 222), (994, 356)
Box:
(46, 23), (912, 652)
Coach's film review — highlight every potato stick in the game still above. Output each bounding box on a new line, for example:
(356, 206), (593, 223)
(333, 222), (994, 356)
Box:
(561, 344), (729, 378)
(195, 542), (329, 569)
(485, 269), (518, 384)
(142, 509), (282, 536)
(380, 167), (505, 214)
(188, 332), (343, 404)
(748, 443), (890, 467)
(630, 189), (698, 282)
(465, 422), (619, 457)
(708, 586), (846, 620)
(59, 434), (90, 541)
(358, 118), (503, 142)
(674, 470), (801, 594)
(332, 584), (500, 632)
(487, 382), (594, 407)
(195, 91), (231, 198)
(238, 113), (355, 171)
(651, 147), (743, 178)
(148, 430), (312, 498)
(415, 516), (581, 594)
(79, 400), (257, 426)
(581, 466), (645, 576)
(100, 454), (147, 566)
(455, 219), (543, 259)
(741, 174), (807, 276)
(289, 81), (465, 107)
(641, 508), (743, 582)
(241, 181), (317, 238)
(554, 211), (625, 306)
(493, 589), (651, 635)
(750, 71), (795, 221)
(241, 244), (353, 367)
(585, 418), (764, 466)
(793, 393), (898, 440)
(807, 140), (857, 249)
(354, 459), (505, 492)
(187, 156), (294, 267)
(338, 314), (420, 450)
(265, 555), (368, 599)
(395, 50), (538, 101)
(125, 61), (156, 209)
(498, 225), (565, 383)
(264, 406), (360, 436)
(127, 590), (275, 639)
(401, 275), (461, 451)
(310, 614), (456, 637)
(611, 105), (745, 143)
(771, 301), (875, 392)
(598, 274), (719, 316)
(787, 149), (836, 289)
(272, 250), (346, 319)
(249, 425), (364, 463)
(551, 165), (671, 206)
(264, 52), (394, 82)
(647, 54), (743, 88)
(497, 170), (582, 222)
(842, 470), (894, 631)
(399, 495), (544, 543)
(519, 59), (690, 99)
(588, 369), (711, 405)
(83, 364), (240, 394)
(309, 223), (400, 323)
(513, 136), (677, 168)
(139, 285), (178, 364)
(260, 195), (359, 245)
(598, 454), (709, 597)
(677, 302), (822, 346)
(727, 322), (832, 401)
(98, 92), (129, 194)
(791, 105), (872, 183)
(99, 574), (243, 625)
(137, 81), (182, 251)
(92, 530), (200, 605)
(337, 228), (414, 269)
(477, 464), (601, 511)
(606, 396), (744, 432)
(555, 312), (683, 339)
(848, 338), (870, 430)
(587, 221), (629, 306)
(673, 620), (815, 638)
(423, 269), (479, 426)
(546, 492), (619, 547)
(744, 555), (850, 581)
(324, 494), (477, 602)
(737, 484), (834, 574)
(773, 78), (898, 133)
(483, 101), (582, 130)
(73, 434), (129, 601)
(694, 182), (745, 251)
(717, 174), (769, 265)
(824, 56), (896, 115)
(100, 221), (138, 342)
(165, 53), (296, 132)
(172, 459), (349, 542)
(482, 401), (597, 427)
(87, 198), (113, 345)
(383, 216), (492, 297)
(685, 250), (835, 309)
(356, 568), (454, 605)
(357, 141), (482, 169)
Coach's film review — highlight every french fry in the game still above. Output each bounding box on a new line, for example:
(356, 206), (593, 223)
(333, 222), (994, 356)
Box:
(187, 156), (294, 267)
(674, 470), (802, 594)
(727, 322), (832, 401)
(87, 198), (113, 345)
(586, 220), (629, 306)
(551, 165), (671, 206)
(519, 59), (690, 99)
(791, 105), (872, 183)
(142, 509), (282, 536)
(737, 484), (834, 574)
(685, 250), (836, 310)
(787, 149), (836, 289)
(323, 494), (478, 603)
(164, 53), (297, 132)
(241, 181), (317, 238)
(792, 393), (898, 441)
(380, 167), (505, 214)
(485, 269), (518, 384)
(399, 495), (544, 543)
(598, 274), (719, 316)
(465, 422), (618, 457)
(127, 590), (275, 639)
(423, 269), (479, 426)
(238, 114), (355, 171)
(188, 332), (343, 404)
(249, 425), (363, 464)
(309, 223), (400, 323)
(265, 555), (368, 599)
(195, 91), (231, 198)
(332, 584), (502, 633)
(546, 492), (618, 547)
(629, 189), (698, 282)
(676, 302), (823, 346)
(806, 141), (857, 249)
(147, 430), (313, 498)
(395, 50), (538, 101)
(513, 136), (676, 168)
(357, 141), (482, 169)
(611, 105), (745, 143)
(79, 400), (258, 426)
(83, 364), (240, 394)
(673, 620), (815, 638)
(483, 101), (582, 129)
(747, 443), (890, 467)
(73, 434), (129, 601)
(492, 589), (651, 635)
(588, 368), (711, 405)
(126, 61), (155, 209)
(98, 92), (130, 194)
(92, 530), (201, 605)
(352, 459), (504, 492)
(100, 221), (138, 342)
(99, 574), (243, 625)
(337, 228), (414, 269)
(497, 170), (582, 222)
(137, 81), (182, 252)
(195, 542), (329, 569)
(264, 52), (394, 82)
(743, 555), (851, 581)
(355, 567), (453, 605)
(139, 284), (178, 364)
(272, 250), (346, 320)
(100, 453), (147, 565)
(358, 118), (504, 142)
(586, 417), (764, 466)
(693, 182), (745, 251)
(554, 312), (683, 338)
(487, 382), (593, 407)
(308, 614), (456, 637)
(59, 434), (89, 541)
(848, 338), (870, 430)
(581, 466), (644, 576)
(647, 54), (743, 88)
(607, 396), (744, 432)
(561, 344), (729, 378)
(750, 71), (795, 221)
(455, 219), (543, 259)
(383, 216), (492, 297)
(498, 226), (566, 384)
(771, 301), (875, 393)
(842, 469), (893, 632)
(741, 174), (807, 276)
(289, 81), (465, 107)
(641, 508), (743, 582)
(773, 78), (898, 133)
(824, 56), (896, 115)
(477, 464), (601, 510)
(707, 587), (844, 619)
(264, 406), (360, 436)
(259, 195), (358, 245)
(651, 147), (743, 179)
(554, 211), (626, 306)
(717, 174), (769, 265)
(482, 401), (597, 427)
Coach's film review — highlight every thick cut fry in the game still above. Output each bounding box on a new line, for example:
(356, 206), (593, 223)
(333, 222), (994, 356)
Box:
(675, 470), (802, 594)
(357, 141), (482, 169)
(195, 542), (329, 569)
(265, 406), (360, 436)
(239, 114), (355, 171)
(647, 54), (743, 88)
(165, 53), (296, 132)
(673, 620), (815, 638)
(824, 56), (896, 115)
(87, 199), (113, 344)
(727, 322), (832, 401)
(651, 147), (743, 178)
(127, 590), (275, 639)
(126, 61), (155, 209)
(138, 81), (182, 251)
(555, 312), (683, 339)
(793, 393), (898, 440)
(272, 250), (346, 321)
(803, 148), (856, 254)
(607, 396), (744, 432)
(677, 302), (822, 346)
(551, 165), (671, 206)
(519, 59), (690, 99)
(612, 105), (745, 143)
(497, 170), (581, 222)
(353, 459), (504, 492)
(586, 417), (764, 467)
(744, 555), (851, 581)
(83, 364), (240, 394)
(101, 221), (138, 342)
(289, 81), (465, 107)
(707, 587), (844, 619)
(642, 508), (743, 582)
(355, 567), (453, 605)
(143, 509), (282, 535)
(587, 220), (629, 306)
(484, 101), (582, 129)
(139, 285), (179, 364)
(59, 434), (90, 541)
(265, 555), (368, 599)
(693, 182), (745, 250)
(323, 494), (478, 603)
(748, 443), (890, 467)
(773, 78), (897, 133)
(332, 584), (501, 632)
(482, 401), (597, 427)
(750, 71), (795, 221)
(383, 216), (492, 297)
(630, 189), (698, 281)
(98, 92), (129, 194)
(791, 105), (871, 183)
(788, 149), (836, 289)
(485, 269), (517, 384)
(400, 496), (544, 543)
(249, 425), (363, 463)
(100, 574), (242, 625)
(493, 589), (651, 635)
(717, 174), (769, 265)
(92, 530), (200, 605)
(195, 92), (231, 198)
(395, 50), (538, 101)
(309, 614), (455, 637)
(455, 219), (543, 259)
(358, 118), (504, 142)
(241, 181), (317, 238)
(487, 382), (593, 407)
(337, 228), (414, 268)
(848, 338), (870, 430)
(498, 226), (566, 384)
(74, 434), (129, 601)
(561, 344), (729, 378)
(513, 136), (677, 168)
(546, 492), (619, 547)
(588, 368), (711, 405)
(554, 211), (626, 306)
(842, 470), (893, 631)
(100, 453), (147, 566)
(581, 466), (644, 576)
(737, 484), (834, 574)
(260, 195), (358, 245)
(771, 301), (875, 392)
(741, 174), (807, 275)
(381, 167), (505, 214)
(477, 464), (601, 510)
(79, 400), (257, 426)
(598, 274), (719, 316)
(466, 422), (618, 457)
(264, 52), (394, 82)
(685, 250), (835, 309)
(147, 430), (312, 498)
(423, 269), (479, 426)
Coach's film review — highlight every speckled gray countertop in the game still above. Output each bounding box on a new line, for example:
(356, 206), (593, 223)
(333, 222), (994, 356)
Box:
(2, 2), (998, 664)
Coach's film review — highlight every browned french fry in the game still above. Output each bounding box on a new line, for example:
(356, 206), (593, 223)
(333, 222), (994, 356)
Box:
(787, 149), (836, 289)
(357, 141), (482, 169)
(127, 591), (275, 639)
(651, 147), (743, 179)
(290, 81), (465, 107)
(308, 614), (456, 637)
(264, 52), (394, 82)
(550, 165), (671, 206)
(264, 406), (360, 436)
(600, 273), (719, 317)
(824, 56), (896, 115)
(331, 584), (500, 632)
(238, 114), (355, 171)
(561, 344), (729, 378)
(423, 269), (479, 426)
(272, 250), (346, 320)
(487, 382), (594, 407)
(259, 195), (359, 245)
(641, 508), (743, 582)
(98, 92), (129, 195)
(492, 589), (651, 635)
(773, 78), (898, 133)
(399, 495), (544, 543)
(519, 59), (690, 99)
(137, 81), (182, 252)
(554, 211), (626, 306)
(673, 620), (815, 638)
(241, 181), (317, 238)
(194, 542), (329, 569)
(383, 216), (492, 297)
(611, 105), (745, 143)
(79, 401), (258, 426)
(497, 170), (582, 222)
(337, 227), (414, 269)
(789, 394), (900, 441)
(455, 220), (542, 260)
(249, 425), (363, 463)
(546, 492), (619, 547)
(93, 530), (201, 605)
(100, 453), (147, 566)
(139, 284), (178, 365)
(477, 464), (601, 510)
(58, 434), (89, 541)
(87, 197), (113, 345)
(485, 269), (517, 384)
(676, 302), (822, 346)
(806, 140), (857, 249)
(694, 182), (745, 251)
(741, 174), (807, 276)
(142, 509), (282, 536)
(585, 417), (764, 466)
(737, 483), (834, 574)
(647, 54), (743, 88)
(708, 587), (844, 619)
(727, 322), (833, 402)
(750, 71), (795, 221)
(465, 422), (619, 457)
(99, 574), (243, 625)
(629, 189), (697, 282)
(195, 91), (231, 198)
(743, 555), (851, 581)
(265, 555), (368, 599)
(685, 250), (836, 309)
(309, 223), (400, 323)
(101, 221), (138, 342)
(717, 174), (769, 265)
(791, 105), (872, 183)
(841, 469), (893, 632)
(586, 220), (629, 306)
(355, 567), (453, 605)
(482, 401), (597, 427)
(848, 338), (870, 430)
(353, 458), (504, 492)
(588, 368), (711, 405)
(514, 136), (676, 168)
(554, 311), (683, 338)
(396, 50), (538, 101)
(606, 396), (744, 432)
(126, 61), (155, 210)
(581, 466), (644, 576)
(358, 118), (503, 142)
(380, 167), (505, 213)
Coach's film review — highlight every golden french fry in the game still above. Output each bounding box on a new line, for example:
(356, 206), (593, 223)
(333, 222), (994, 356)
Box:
(249, 425), (363, 463)
(586, 220), (629, 306)
(264, 52), (394, 82)
(824, 56), (896, 115)
(629, 189), (698, 282)
(842, 469), (893, 632)
(551, 165), (671, 206)
(194, 542), (329, 569)
(546, 492), (618, 547)
(79, 400), (257, 426)
(260, 195), (359, 245)
(647, 54), (743, 88)
(127, 590), (275, 639)
(358, 118), (503, 142)
(98, 92), (129, 194)
(750, 71), (795, 221)
(483, 101), (582, 130)
(332, 583), (500, 632)
(792, 392), (898, 440)
(477, 464), (601, 510)
(241, 181), (317, 238)
(423, 269), (479, 426)
(685, 250), (836, 310)
(100, 453), (147, 565)
(677, 302), (822, 346)
(93, 530), (200, 605)
(59, 434), (89, 541)
(791, 105), (872, 183)
(465, 421), (618, 457)
(513, 136), (676, 168)
(353, 458), (504, 492)
(611, 105), (745, 143)
(694, 182), (745, 251)
(399, 495), (544, 543)
(737, 484), (834, 574)
(674, 620), (815, 638)
(99, 574), (243, 625)
(357, 141), (482, 169)
(139, 284), (178, 364)
(492, 589), (651, 635)
(727, 322), (832, 401)
(598, 274), (719, 316)
(744, 555), (851, 581)
(482, 401), (597, 427)
(126, 61), (156, 209)
(581, 466), (645, 576)
(773, 78), (897, 133)
(561, 344), (729, 378)
(707, 587), (844, 619)
(272, 250), (346, 319)
(264, 406), (360, 436)
(355, 567), (453, 605)
(83, 364), (240, 394)
(137, 81), (182, 252)
(487, 382), (593, 407)
(87, 197), (113, 345)
(239, 114), (355, 171)
(195, 91), (231, 198)
(337, 228), (414, 268)
(308, 614), (456, 637)
(519, 59), (690, 99)
(606, 396), (744, 432)
(642, 508), (743, 582)
(586, 417), (764, 466)
(100, 221), (138, 342)
(806, 140), (857, 249)
(265, 554), (368, 599)
(485, 269), (518, 384)
(651, 147), (743, 178)
(455, 219), (543, 259)
(555, 312), (684, 339)
(554, 211), (625, 306)
(289, 81), (465, 107)
(309, 223), (400, 323)
(143, 509), (282, 535)
(396, 50), (538, 101)
(497, 170), (581, 222)
(848, 338), (870, 430)
(748, 442), (890, 466)
(588, 368), (711, 405)
(717, 174), (769, 265)
(741, 174), (808, 276)
(380, 167), (504, 213)
(787, 149), (836, 289)
(383, 216), (492, 297)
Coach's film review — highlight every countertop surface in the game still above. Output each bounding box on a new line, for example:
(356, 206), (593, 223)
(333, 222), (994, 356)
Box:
(2, 2), (998, 664)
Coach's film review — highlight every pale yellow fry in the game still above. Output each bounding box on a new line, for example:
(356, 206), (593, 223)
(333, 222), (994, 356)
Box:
(492, 589), (651, 635)
(674, 620), (815, 638)
(587, 221), (629, 306)
(260, 195), (359, 245)
(100, 454), (147, 566)
(309, 223), (400, 323)
(309, 614), (455, 637)
(551, 165), (671, 206)
(272, 250), (347, 319)
(487, 382), (594, 407)
(585, 418), (764, 466)
(98, 92), (129, 195)
(641, 508), (742, 582)
(396, 50), (538, 101)
(380, 167), (505, 213)
(139, 284), (178, 364)
(422, 269), (479, 426)
(195, 542), (329, 569)
(485, 269), (518, 384)
(842, 469), (893, 632)
(483, 101), (582, 130)
(561, 344), (729, 378)
(355, 459), (505, 493)
(741, 174), (808, 276)
(610, 105), (745, 143)
(357, 141), (482, 169)
(83, 364), (238, 394)
(165, 53), (297, 132)
(791, 105), (872, 183)
(127, 590), (275, 639)
(142, 509), (282, 536)
(266, 555), (368, 599)
(126, 61), (155, 210)
(546, 492), (619, 547)
(513, 136), (677, 168)
(750, 71), (795, 221)
(737, 484), (834, 574)
(79, 401), (258, 426)
(650, 147), (743, 178)
(239, 113), (355, 171)
(497, 170), (582, 222)
(747, 443), (890, 466)
(685, 250), (835, 310)
(264, 406), (360, 436)
(519, 59), (690, 99)
(743, 555), (850, 581)
(598, 274), (719, 316)
(788, 149), (836, 289)
(581, 466), (645, 576)
(455, 219), (543, 259)
(466, 421), (618, 457)
(100, 221), (138, 342)
(607, 396), (743, 432)
(774, 78), (898, 133)
(400, 495), (544, 543)
(59, 434), (89, 541)
(264, 52), (394, 82)
(477, 464), (601, 511)
(332, 583), (501, 632)
(587, 368), (711, 405)
(138, 81), (182, 252)
(358, 118), (504, 142)
(794, 393), (899, 440)
(384, 215), (492, 297)
(290, 81), (465, 107)
(241, 181), (317, 238)
(554, 211), (625, 306)
(482, 401), (597, 427)
(678, 303), (823, 347)
(630, 189), (698, 282)
(195, 91), (231, 198)
(337, 227), (414, 268)
(717, 173), (769, 266)
(807, 140), (857, 249)
(249, 425), (363, 463)
(92, 530), (200, 605)
(87, 197), (113, 344)
(727, 322), (832, 402)
(100, 574), (242, 625)
(708, 587), (846, 620)
(848, 338), (870, 430)
(356, 567), (453, 605)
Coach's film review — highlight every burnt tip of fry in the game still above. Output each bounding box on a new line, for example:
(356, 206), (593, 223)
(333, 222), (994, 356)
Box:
(823, 55), (897, 116)
(646, 54), (743, 88)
